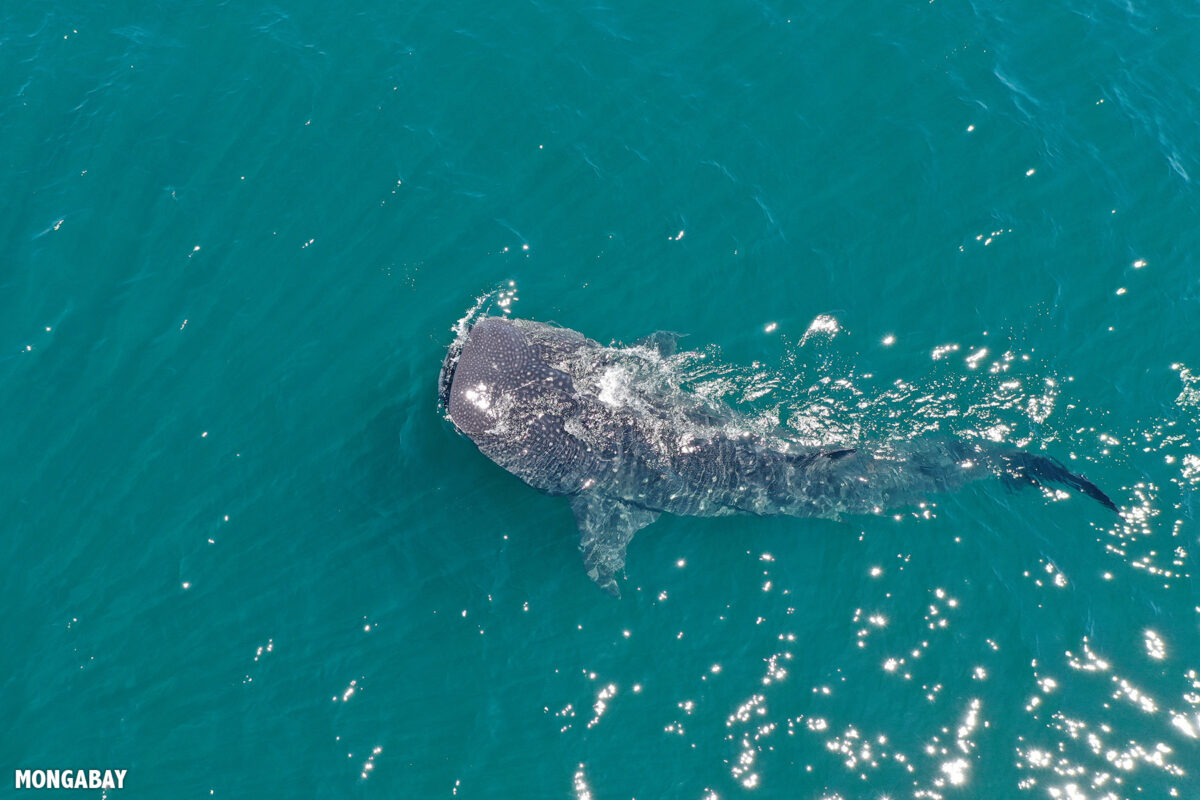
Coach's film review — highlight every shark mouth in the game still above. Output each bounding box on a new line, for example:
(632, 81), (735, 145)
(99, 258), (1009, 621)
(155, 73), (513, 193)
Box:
(437, 324), (471, 415)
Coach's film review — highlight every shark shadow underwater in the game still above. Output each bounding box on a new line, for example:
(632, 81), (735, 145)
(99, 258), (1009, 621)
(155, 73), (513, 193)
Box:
(439, 316), (1117, 596)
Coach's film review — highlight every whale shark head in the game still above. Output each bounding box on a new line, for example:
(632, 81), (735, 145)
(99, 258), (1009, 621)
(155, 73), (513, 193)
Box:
(442, 316), (577, 437)
(440, 315), (652, 596)
(443, 317), (529, 435)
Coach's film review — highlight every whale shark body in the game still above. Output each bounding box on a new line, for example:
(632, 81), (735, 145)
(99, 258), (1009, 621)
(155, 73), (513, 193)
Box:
(440, 316), (1116, 596)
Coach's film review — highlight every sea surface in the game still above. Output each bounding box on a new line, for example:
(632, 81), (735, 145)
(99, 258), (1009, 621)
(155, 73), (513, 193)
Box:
(4, 1), (1199, 797)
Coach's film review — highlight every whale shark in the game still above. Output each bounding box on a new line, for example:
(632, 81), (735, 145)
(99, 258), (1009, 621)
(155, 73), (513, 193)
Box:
(440, 316), (1117, 596)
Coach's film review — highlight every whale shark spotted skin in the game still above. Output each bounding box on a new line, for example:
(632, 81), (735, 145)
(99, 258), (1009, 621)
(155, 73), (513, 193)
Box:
(440, 316), (1117, 596)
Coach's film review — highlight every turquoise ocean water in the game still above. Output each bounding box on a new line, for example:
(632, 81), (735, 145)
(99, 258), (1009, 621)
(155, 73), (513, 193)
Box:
(4, 1), (1199, 797)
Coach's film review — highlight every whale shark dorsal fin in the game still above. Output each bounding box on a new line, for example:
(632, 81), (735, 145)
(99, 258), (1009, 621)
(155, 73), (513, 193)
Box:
(634, 331), (684, 357)
(571, 495), (661, 597)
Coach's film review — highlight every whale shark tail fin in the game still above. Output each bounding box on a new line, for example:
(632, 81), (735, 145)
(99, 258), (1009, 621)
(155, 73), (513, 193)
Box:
(852, 438), (1119, 515)
(995, 450), (1118, 513)
(572, 495), (661, 597)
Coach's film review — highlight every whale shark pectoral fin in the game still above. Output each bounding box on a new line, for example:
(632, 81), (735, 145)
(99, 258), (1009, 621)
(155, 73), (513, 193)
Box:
(571, 494), (661, 598)
(634, 331), (685, 357)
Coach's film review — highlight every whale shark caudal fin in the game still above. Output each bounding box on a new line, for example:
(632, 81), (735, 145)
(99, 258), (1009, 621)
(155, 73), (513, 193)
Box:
(896, 439), (1119, 514)
(571, 495), (661, 597)
(996, 450), (1119, 513)
(781, 447), (857, 466)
